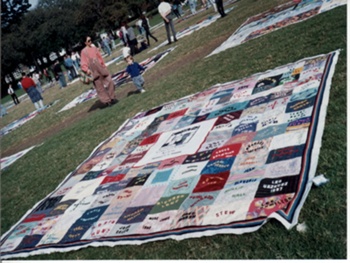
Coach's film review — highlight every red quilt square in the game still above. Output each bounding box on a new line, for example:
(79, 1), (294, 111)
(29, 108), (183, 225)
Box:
(193, 171), (230, 193)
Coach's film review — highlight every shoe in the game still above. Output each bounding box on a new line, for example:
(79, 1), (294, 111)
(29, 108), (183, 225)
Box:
(174, 38), (178, 42)
(141, 89), (146, 93)
(111, 99), (118, 104)
(166, 42), (172, 45)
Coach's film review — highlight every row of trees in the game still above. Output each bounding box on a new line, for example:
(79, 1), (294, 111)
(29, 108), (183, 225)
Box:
(1, 0), (159, 93)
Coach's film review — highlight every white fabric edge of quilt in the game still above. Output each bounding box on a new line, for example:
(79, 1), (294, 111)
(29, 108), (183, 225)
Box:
(267, 49), (340, 229)
(0, 50), (340, 259)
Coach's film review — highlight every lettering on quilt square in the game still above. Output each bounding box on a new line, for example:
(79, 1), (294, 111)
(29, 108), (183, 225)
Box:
(117, 205), (154, 224)
(174, 161), (209, 180)
(170, 206), (210, 229)
(137, 210), (178, 234)
(247, 193), (295, 219)
(193, 171), (230, 193)
(180, 191), (219, 210)
(162, 176), (200, 197)
(202, 202), (251, 225)
(150, 194), (189, 214)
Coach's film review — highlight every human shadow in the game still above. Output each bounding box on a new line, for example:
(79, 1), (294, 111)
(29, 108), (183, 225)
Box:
(88, 100), (118, 112)
(127, 90), (141, 97)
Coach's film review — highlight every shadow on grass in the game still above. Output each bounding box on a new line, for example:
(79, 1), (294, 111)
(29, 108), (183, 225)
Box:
(87, 100), (117, 112)
(127, 90), (141, 97)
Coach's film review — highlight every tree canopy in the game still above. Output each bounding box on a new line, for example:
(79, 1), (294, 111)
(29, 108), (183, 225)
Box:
(1, 0), (32, 32)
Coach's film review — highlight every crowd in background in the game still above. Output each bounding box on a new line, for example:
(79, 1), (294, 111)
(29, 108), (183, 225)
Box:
(3, 0), (226, 110)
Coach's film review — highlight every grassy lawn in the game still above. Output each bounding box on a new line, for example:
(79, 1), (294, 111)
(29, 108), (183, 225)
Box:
(0, 0), (346, 259)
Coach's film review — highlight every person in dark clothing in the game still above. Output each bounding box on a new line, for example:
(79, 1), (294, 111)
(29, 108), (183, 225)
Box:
(141, 15), (158, 46)
(53, 60), (67, 88)
(215, 0), (226, 18)
(172, 0), (182, 18)
(125, 55), (146, 93)
(7, 84), (20, 105)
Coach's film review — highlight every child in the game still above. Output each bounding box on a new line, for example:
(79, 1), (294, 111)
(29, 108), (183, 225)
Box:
(125, 55), (146, 93)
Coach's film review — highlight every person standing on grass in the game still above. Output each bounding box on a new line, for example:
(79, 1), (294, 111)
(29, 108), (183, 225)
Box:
(53, 60), (67, 89)
(172, 0), (182, 18)
(33, 72), (43, 94)
(21, 72), (45, 111)
(127, 24), (139, 56)
(125, 55), (146, 93)
(188, 0), (197, 14)
(158, 0), (177, 45)
(7, 84), (20, 105)
(206, 0), (217, 12)
(102, 36), (112, 56)
(64, 54), (78, 80)
(141, 14), (158, 46)
(80, 36), (117, 107)
(215, 0), (226, 18)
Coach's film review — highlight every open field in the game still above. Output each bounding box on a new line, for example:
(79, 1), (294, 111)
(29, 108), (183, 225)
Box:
(0, 0), (346, 259)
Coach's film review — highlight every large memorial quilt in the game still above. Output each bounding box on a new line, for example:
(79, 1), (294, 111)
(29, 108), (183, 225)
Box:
(0, 50), (339, 259)
(209, 0), (347, 57)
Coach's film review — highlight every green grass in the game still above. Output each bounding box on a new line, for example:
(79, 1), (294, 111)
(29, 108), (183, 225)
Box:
(0, 0), (346, 259)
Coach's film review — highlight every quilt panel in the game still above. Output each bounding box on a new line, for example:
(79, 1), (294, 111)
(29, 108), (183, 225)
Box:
(209, 0), (346, 56)
(0, 51), (339, 259)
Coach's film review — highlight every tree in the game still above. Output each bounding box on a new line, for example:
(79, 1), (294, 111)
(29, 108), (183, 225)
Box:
(1, 0), (32, 32)
(76, 0), (128, 32)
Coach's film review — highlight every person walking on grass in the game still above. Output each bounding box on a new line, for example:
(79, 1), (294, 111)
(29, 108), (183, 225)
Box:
(125, 55), (146, 93)
(80, 36), (117, 107)
(158, 0), (177, 45)
(7, 84), (20, 105)
(53, 60), (67, 89)
(141, 14), (158, 46)
(215, 0), (226, 18)
(21, 72), (45, 111)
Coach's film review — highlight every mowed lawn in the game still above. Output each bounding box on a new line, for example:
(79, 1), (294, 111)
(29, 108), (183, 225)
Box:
(0, 0), (346, 259)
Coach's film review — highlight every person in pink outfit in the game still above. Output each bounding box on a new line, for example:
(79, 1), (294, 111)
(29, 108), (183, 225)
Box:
(80, 36), (117, 106)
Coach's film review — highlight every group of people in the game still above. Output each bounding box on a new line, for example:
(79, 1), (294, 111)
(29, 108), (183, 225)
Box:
(7, 0), (228, 112)
(6, 70), (45, 111)
(116, 20), (154, 56)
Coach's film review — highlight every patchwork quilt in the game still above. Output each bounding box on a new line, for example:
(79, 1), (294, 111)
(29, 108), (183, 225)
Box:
(209, 0), (347, 56)
(58, 48), (176, 113)
(0, 51), (339, 259)
(0, 100), (59, 136)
